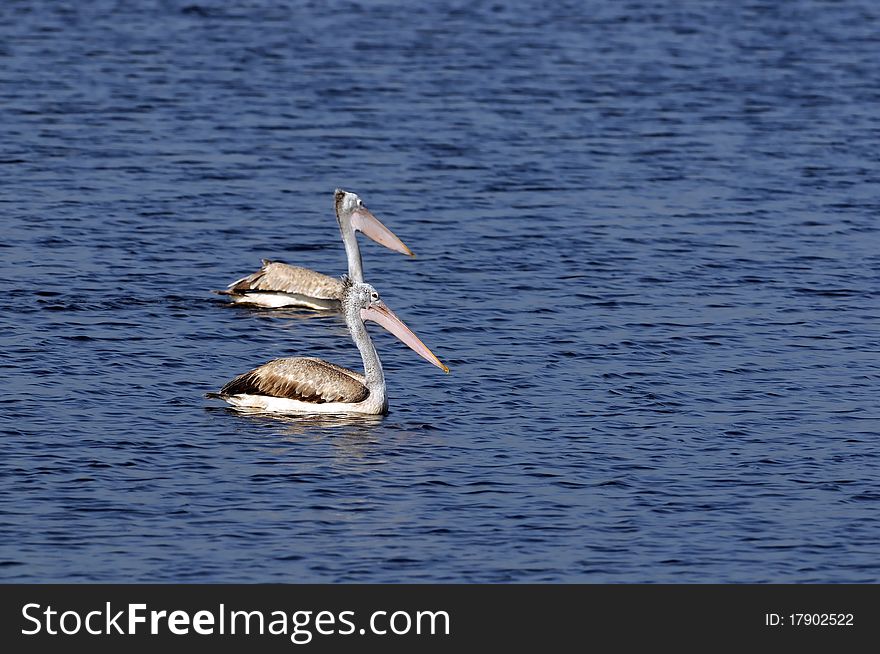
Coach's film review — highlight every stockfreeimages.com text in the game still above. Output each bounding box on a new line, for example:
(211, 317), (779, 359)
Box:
(21, 602), (450, 644)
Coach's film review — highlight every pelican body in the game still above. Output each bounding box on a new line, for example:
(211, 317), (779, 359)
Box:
(219, 190), (412, 310)
(212, 278), (448, 415)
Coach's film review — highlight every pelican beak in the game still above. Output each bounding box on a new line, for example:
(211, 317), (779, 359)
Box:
(350, 207), (414, 257)
(361, 302), (449, 373)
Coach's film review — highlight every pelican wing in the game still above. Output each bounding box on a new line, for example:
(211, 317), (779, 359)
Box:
(299, 358), (366, 386)
(220, 357), (368, 404)
(227, 260), (344, 299)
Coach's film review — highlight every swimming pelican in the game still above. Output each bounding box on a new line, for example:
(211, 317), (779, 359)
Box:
(211, 278), (448, 415)
(218, 189), (413, 309)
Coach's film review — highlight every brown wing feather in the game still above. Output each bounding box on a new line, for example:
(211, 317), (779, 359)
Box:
(220, 357), (368, 404)
(227, 260), (344, 299)
(299, 358), (366, 386)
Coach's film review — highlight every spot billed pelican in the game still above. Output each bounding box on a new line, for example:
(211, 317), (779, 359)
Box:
(210, 277), (448, 415)
(218, 189), (413, 310)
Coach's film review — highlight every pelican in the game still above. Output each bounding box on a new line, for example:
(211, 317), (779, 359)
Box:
(211, 277), (448, 415)
(218, 189), (413, 310)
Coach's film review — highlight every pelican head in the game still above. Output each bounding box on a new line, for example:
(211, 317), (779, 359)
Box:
(334, 188), (414, 256)
(341, 277), (448, 373)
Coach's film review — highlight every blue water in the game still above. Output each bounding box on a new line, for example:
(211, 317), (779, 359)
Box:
(1, 0), (878, 582)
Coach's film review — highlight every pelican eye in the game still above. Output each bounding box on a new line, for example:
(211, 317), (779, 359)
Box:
(370, 291), (379, 301)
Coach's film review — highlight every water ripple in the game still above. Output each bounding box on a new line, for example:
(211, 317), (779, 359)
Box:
(1, 0), (878, 583)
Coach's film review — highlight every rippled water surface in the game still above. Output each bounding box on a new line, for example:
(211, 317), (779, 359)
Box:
(1, 0), (879, 582)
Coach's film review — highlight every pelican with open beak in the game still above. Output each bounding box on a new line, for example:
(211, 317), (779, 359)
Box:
(218, 189), (413, 310)
(211, 277), (448, 415)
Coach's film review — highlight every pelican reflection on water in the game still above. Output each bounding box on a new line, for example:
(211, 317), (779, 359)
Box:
(218, 189), (413, 310)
